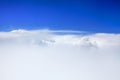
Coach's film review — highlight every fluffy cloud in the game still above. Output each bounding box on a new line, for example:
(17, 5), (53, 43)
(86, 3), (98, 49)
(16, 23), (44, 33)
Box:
(0, 29), (120, 80)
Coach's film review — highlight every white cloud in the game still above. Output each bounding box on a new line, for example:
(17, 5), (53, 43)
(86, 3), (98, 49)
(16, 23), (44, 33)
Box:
(0, 29), (120, 80)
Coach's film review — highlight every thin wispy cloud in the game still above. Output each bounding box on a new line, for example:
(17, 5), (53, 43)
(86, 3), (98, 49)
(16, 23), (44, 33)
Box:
(0, 29), (120, 80)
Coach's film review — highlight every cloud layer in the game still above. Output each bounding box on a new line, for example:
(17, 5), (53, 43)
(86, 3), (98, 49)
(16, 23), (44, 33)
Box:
(0, 29), (120, 80)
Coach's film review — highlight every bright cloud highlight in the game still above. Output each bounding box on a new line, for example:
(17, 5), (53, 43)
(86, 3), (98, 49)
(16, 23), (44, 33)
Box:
(0, 29), (120, 80)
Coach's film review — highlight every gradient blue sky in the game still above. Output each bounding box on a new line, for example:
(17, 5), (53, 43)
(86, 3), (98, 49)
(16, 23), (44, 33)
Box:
(0, 0), (120, 33)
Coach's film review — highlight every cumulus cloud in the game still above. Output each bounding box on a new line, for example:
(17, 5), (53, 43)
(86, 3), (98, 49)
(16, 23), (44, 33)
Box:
(0, 29), (120, 80)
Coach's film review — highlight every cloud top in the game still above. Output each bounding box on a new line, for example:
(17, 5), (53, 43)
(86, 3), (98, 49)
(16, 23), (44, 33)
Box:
(0, 29), (120, 80)
(0, 29), (120, 48)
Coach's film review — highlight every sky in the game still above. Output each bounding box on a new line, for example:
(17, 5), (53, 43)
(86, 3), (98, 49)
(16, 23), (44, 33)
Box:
(0, 0), (120, 33)
(0, 0), (120, 80)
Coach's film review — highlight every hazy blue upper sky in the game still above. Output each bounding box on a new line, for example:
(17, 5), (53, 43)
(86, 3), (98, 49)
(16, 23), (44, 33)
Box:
(0, 0), (120, 33)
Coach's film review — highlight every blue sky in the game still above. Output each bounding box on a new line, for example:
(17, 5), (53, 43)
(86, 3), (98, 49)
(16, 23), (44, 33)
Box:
(0, 0), (120, 33)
